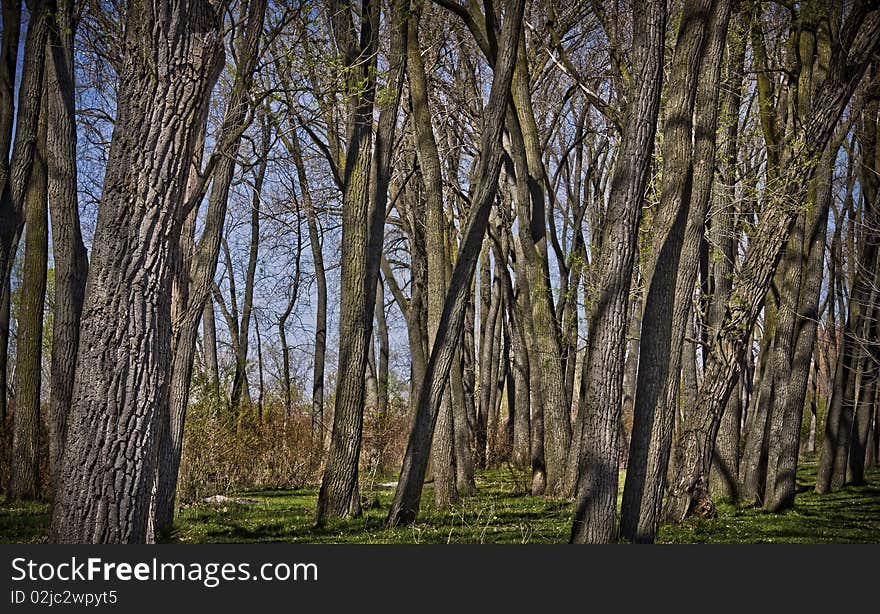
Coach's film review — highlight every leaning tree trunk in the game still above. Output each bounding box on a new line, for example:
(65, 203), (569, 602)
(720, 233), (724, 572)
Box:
(49, 0), (224, 544)
(9, 98), (47, 502)
(665, 7), (880, 522)
(0, 0), (49, 422)
(571, 0), (666, 544)
(620, 0), (730, 544)
(386, 0), (525, 527)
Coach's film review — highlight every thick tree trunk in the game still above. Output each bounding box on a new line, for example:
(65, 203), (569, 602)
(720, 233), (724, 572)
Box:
(0, 1), (20, 162)
(9, 98), (47, 501)
(408, 0), (459, 506)
(620, 0), (724, 543)
(766, 146), (834, 511)
(763, 5), (834, 511)
(572, 0), (666, 544)
(50, 0), (224, 543)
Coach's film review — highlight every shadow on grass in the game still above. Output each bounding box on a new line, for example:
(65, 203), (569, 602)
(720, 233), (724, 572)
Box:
(1, 462), (878, 543)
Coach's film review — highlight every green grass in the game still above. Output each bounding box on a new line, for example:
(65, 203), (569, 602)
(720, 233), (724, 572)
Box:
(2, 463), (878, 543)
(0, 498), (51, 544)
(657, 463), (880, 543)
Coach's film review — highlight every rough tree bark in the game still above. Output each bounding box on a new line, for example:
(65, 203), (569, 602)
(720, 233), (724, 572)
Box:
(150, 0), (267, 536)
(0, 0), (49, 423)
(316, 0), (408, 523)
(571, 0), (666, 544)
(0, 0), (20, 428)
(50, 0), (224, 544)
(510, 41), (571, 496)
(707, 8), (747, 501)
(408, 0), (457, 506)
(665, 5), (880, 522)
(765, 145), (835, 511)
(45, 0), (88, 493)
(620, 0), (731, 543)
(763, 2), (833, 511)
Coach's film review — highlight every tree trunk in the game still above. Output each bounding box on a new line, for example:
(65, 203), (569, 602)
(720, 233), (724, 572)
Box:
(387, 0), (525, 526)
(620, 0), (733, 544)
(150, 0), (267, 537)
(50, 0), (224, 543)
(478, 265), (502, 467)
(493, 226), (531, 468)
(571, 0), (666, 544)
(45, 0), (88, 494)
(486, 295), (504, 466)
(0, 0), (49, 421)
(665, 7), (880, 521)
(283, 125), (326, 435)
(763, 4), (834, 511)
(509, 294), (531, 468)
(846, 89), (880, 486)
(202, 300), (220, 405)
(477, 241), (491, 467)
(317, 0), (408, 522)
(9, 95), (47, 501)
(510, 42), (571, 496)
(231, 139), (267, 414)
(707, 9), (747, 501)
(739, 306), (777, 504)
(408, 0), (458, 507)
(766, 146), (834, 510)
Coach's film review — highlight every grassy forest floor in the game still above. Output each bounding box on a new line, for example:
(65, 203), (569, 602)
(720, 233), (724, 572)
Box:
(2, 462), (878, 543)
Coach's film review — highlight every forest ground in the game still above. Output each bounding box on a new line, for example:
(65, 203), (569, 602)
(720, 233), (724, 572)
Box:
(2, 462), (878, 544)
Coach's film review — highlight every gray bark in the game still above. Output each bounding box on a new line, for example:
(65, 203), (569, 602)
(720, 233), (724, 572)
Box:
(46, 0), (88, 494)
(571, 0), (666, 544)
(386, 0), (525, 526)
(50, 0), (224, 543)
